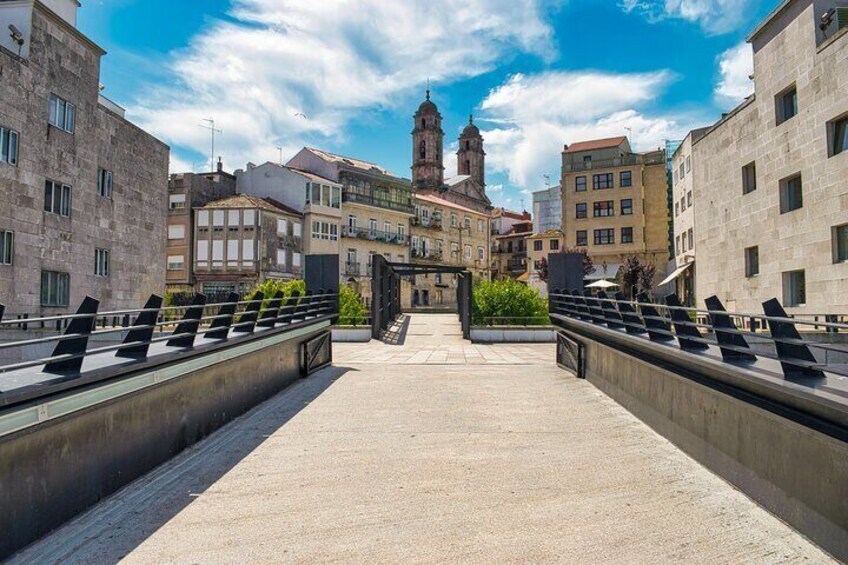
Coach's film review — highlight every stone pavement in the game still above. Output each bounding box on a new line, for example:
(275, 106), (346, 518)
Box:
(11, 314), (834, 563)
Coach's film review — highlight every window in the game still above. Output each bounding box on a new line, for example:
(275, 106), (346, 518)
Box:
(477, 246), (484, 260)
(293, 222), (302, 238)
(620, 171), (632, 187)
(451, 214), (458, 227)
(169, 194), (186, 210)
(776, 85), (798, 125)
(575, 203), (587, 219)
(592, 173), (613, 189)
(167, 255), (184, 270)
(477, 219), (484, 232)
(594, 229), (614, 245)
(311, 183), (321, 205)
(331, 186), (341, 208)
(621, 227), (633, 243)
(742, 162), (756, 194)
(685, 156), (691, 173)
(687, 228), (693, 249)
(348, 214), (357, 229)
(782, 270), (805, 307)
(94, 248), (109, 277)
(312, 220), (321, 239)
(575, 176), (587, 192)
(167, 225), (185, 239)
(576, 230), (588, 246)
(0, 126), (19, 166)
(464, 244), (472, 259)
(48, 94), (76, 133)
(276, 218), (287, 235)
(681, 233), (687, 253)
(41, 271), (70, 307)
(687, 191), (692, 207)
(680, 197), (686, 212)
(397, 223), (405, 238)
(833, 224), (848, 263)
(744, 246), (759, 277)
(621, 199), (633, 215)
(779, 174), (803, 213)
(676, 235), (681, 256)
(550, 239), (559, 251)
(293, 252), (302, 268)
(593, 200), (614, 217)
(0, 230), (12, 265)
(464, 218), (471, 231)
(828, 115), (848, 157)
(97, 168), (112, 198)
(675, 202), (680, 216)
(384, 221), (392, 234)
(44, 180), (71, 216)
(679, 163), (685, 180)
(533, 240), (543, 251)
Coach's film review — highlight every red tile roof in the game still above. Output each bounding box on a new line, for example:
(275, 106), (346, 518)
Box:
(415, 192), (485, 216)
(564, 136), (628, 154)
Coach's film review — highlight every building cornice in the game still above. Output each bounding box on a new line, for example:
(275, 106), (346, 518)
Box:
(32, 0), (106, 57)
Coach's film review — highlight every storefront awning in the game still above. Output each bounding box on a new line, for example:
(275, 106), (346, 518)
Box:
(658, 261), (693, 287)
(585, 263), (621, 280)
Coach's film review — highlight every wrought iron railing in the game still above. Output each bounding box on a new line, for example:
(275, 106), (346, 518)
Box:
(562, 154), (665, 172)
(0, 290), (339, 378)
(341, 225), (410, 245)
(344, 261), (361, 276)
(342, 192), (414, 214)
(548, 290), (848, 380)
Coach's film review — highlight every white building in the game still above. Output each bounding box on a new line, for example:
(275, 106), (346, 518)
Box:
(531, 184), (562, 233)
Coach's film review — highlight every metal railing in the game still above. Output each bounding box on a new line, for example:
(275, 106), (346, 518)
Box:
(0, 290), (339, 378)
(562, 154), (665, 172)
(344, 261), (361, 276)
(548, 290), (848, 380)
(342, 192), (414, 214)
(341, 225), (410, 245)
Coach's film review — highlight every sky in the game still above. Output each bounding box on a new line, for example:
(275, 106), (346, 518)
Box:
(77, 0), (774, 211)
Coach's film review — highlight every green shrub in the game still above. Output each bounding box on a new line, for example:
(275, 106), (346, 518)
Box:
(338, 286), (369, 326)
(472, 278), (549, 326)
(245, 279), (306, 307)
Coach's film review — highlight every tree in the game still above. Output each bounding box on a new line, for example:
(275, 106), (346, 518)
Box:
(619, 255), (657, 299)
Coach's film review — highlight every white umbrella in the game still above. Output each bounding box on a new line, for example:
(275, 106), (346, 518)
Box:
(585, 279), (619, 289)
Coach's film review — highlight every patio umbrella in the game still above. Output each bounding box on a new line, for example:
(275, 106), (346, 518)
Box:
(585, 279), (619, 289)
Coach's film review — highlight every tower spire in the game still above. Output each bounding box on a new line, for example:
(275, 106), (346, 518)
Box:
(426, 78), (430, 101)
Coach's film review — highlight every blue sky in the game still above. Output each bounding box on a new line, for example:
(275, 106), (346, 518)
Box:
(78, 0), (773, 210)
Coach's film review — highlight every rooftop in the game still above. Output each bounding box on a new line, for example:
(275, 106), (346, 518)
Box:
(200, 194), (302, 216)
(527, 229), (565, 240)
(414, 192), (484, 216)
(305, 147), (395, 177)
(563, 136), (628, 154)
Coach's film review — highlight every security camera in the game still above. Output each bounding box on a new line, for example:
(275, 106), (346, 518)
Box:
(8, 24), (24, 46)
(820, 8), (835, 31)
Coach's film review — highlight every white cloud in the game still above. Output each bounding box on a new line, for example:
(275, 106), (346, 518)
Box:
(620, 0), (752, 35)
(488, 184), (504, 192)
(479, 71), (692, 189)
(129, 0), (557, 171)
(714, 42), (753, 107)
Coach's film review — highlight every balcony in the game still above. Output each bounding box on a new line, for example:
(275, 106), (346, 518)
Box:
(411, 216), (443, 231)
(506, 258), (526, 272)
(342, 191), (414, 214)
(562, 154), (665, 172)
(411, 248), (444, 261)
(342, 225), (410, 246)
(344, 261), (361, 276)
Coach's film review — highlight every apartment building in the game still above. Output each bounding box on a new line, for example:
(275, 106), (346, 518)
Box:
(492, 220), (533, 281)
(560, 137), (669, 284)
(693, 0), (848, 315)
(526, 229), (565, 296)
(408, 193), (489, 307)
(286, 147), (414, 302)
(234, 161), (342, 257)
(166, 162), (237, 294)
(0, 0), (169, 315)
(193, 195), (303, 297)
(532, 185), (562, 233)
(663, 128), (709, 305)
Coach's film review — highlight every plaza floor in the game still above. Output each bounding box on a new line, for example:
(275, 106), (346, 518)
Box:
(11, 314), (834, 563)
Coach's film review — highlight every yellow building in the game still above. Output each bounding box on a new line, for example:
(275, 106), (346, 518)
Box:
(525, 229), (565, 296)
(560, 136), (669, 283)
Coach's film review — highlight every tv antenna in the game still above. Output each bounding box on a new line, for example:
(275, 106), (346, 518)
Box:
(543, 174), (551, 187)
(199, 118), (222, 172)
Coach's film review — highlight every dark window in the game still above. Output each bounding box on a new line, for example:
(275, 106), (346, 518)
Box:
(419, 140), (425, 160)
(0, 230), (12, 265)
(507, 240), (513, 253)
(576, 230), (588, 246)
(834, 224), (848, 263)
(621, 227), (633, 243)
(593, 173), (613, 189)
(594, 228), (614, 245)
(44, 180), (71, 217)
(95, 248), (110, 277)
(828, 115), (848, 157)
(421, 118), (425, 129)
(745, 246), (759, 277)
(593, 200), (614, 217)
(575, 176), (587, 191)
(550, 239), (559, 250)
(782, 270), (806, 307)
(776, 85), (798, 125)
(620, 198), (633, 215)
(533, 240), (543, 251)
(779, 174), (803, 213)
(620, 171), (632, 187)
(742, 162), (756, 194)
(583, 155), (592, 163)
(0, 126), (19, 166)
(97, 168), (112, 198)
(41, 270), (70, 307)
(465, 140), (470, 150)
(575, 203), (587, 219)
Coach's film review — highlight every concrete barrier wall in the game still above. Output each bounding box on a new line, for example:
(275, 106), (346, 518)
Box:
(556, 325), (848, 561)
(0, 322), (330, 561)
(470, 327), (557, 343)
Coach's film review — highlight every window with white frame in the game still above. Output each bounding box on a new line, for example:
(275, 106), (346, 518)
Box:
(276, 249), (287, 266)
(169, 194), (186, 210)
(0, 126), (19, 166)
(197, 210), (209, 226)
(464, 244), (471, 259)
(477, 246), (484, 260)
(277, 218), (288, 236)
(293, 222), (302, 237)
(44, 180), (71, 217)
(94, 248), (109, 277)
(48, 94), (76, 133)
(167, 255), (185, 270)
(0, 230), (13, 265)
(97, 168), (112, 198)
(167, 224), (185, 239)
(41, 271), (70, 307)
(293, 252), (302, 267)
(477, 219), (484, 232)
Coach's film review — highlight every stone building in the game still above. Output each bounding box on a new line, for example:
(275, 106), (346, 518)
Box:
(693, 0), (848, 315)
(0, 0), (169, 315)
(234, 161), (343, 255)
(166, 162), (237, 294)
(560, 137), (669, 285)
(492, 219), (533, 281)
(532, 184), (562, 234)
(193, 195), (303, 297)
(662, 127), (709, 306)
(286, 147), (413, 304)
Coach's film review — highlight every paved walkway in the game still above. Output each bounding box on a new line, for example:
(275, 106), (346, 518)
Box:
(13, 314), (833, 563)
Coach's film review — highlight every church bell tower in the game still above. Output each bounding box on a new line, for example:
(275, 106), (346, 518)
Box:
(411, 89), (444, 190)
(457, 115), (485, 187)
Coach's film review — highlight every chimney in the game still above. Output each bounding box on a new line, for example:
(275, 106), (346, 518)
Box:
(41, 0), (81, 27)
(217, 156), (223, 173)
(247, 162), (256, 171)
